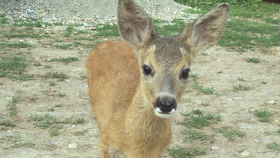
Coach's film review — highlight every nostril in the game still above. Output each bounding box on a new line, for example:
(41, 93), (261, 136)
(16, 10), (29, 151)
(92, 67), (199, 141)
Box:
(160, 100), (173, 106)
(154, 97), (177, 114)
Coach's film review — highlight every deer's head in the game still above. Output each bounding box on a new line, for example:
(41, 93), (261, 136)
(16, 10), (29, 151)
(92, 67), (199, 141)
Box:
(118, 0), (229, 118)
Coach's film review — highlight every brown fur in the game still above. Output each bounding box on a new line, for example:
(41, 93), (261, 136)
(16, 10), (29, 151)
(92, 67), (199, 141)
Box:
(86, 0), (229, 157)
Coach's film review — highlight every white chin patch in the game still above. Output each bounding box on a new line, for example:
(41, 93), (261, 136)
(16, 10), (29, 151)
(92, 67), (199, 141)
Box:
(154, 107), (175, 118)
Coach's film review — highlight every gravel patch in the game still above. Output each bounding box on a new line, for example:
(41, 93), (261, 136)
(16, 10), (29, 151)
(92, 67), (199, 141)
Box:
(0, 0), (198, 26)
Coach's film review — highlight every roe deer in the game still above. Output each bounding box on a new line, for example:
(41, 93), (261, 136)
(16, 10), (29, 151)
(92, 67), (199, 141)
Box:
(86, 0), (229, 157)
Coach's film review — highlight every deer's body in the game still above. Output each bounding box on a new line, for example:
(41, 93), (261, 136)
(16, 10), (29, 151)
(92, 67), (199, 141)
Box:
(86, 0), (229, 157)
(87, 41), (172, 157)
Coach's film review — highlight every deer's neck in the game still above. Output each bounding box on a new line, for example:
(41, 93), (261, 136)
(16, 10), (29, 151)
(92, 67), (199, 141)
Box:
(126, 84), (172, 139)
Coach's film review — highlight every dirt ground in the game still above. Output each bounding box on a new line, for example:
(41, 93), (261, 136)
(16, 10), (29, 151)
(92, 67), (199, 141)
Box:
(0, 24), (280, 158)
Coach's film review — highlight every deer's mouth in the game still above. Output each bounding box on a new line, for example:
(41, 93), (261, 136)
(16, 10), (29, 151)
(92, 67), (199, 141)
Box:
(153, 97), (177, 118)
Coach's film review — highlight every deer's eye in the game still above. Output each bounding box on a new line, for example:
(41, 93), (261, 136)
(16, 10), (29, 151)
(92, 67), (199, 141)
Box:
(180, 69), (190, 79)
(143, 65), (152, 75)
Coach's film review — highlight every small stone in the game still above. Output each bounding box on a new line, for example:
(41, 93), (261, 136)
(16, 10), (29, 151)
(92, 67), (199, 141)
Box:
(259, 136), (269, 143)
(266, 100), (275, 105)
(66, 79), (72, 83)
(212, 146), (219, 150)
(27, 9), (34, 13)
(45, 139), (52, 147)
(241, 151), (250, 157)
(223, 104), (229, 107)
(21, 149), (29, 154)
(86, 27), (96, 31)
(42, 155), (53, 158)
(11, 132), (17, 137)
(227, 98), (233, 101)
(41, 42), (51, 45)
(68, 143), (77, 149)
(38, 9), (45, 13)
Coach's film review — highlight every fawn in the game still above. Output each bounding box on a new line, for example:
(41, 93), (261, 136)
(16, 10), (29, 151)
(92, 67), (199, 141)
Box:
(86, 0), (229, 157)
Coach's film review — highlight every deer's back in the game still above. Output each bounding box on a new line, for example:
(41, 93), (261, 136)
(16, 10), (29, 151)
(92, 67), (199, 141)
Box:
(86, 41), (139, 130)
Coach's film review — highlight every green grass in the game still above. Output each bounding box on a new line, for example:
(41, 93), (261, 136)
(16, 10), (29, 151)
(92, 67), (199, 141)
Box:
(214, 126), (244, 141)
(4, 33), (41, 38)
(238, 77), (245, 81)
(174, 0), (280, 52)
(168, 146), (207, 158)
(54, 43), (72, 49)
(0, 17), (8, 26)
(219, 19), (279, 52)
(192, 109), (203, 115)
(29, 114), (59, 129)
(14, 141), (36, 148)
(171, 110), (221, 156)
(33, 62), (42, 66)
(180, 110), (221, 129)
(4, 27), (44, 38)
(74, 129), (88, 136)
(58, 92), (66, 97)
(194, 81), (216, 95)
(154, 19), (186, 36)
(12, 18), (43, 28)
(7, 95), (22, 117)
(2, 135), (36, 149)
(95, 24), (119, 37)
(175, 0), (271, 14)
(45, 71), (68, 81)
(246, 57), (261, 63)
(73, 41), (86, 47)
(201, 102), (210, 107)
(80, 74), (87, 80)
(48, 108), (54, 112)
(55, 104), (63, 107)
(189, 74), (216, 95)
(0, 56), (27, 74)
(255, 110), (272, 122)
(49, 57), (78, 64)
(64, 26), (74, 37)
(74, 117), (86, 124)
(233, 84), (251, 91)
(28, 114), (70, 137)
(44, 64), (52, 68)
(0, 42), (32, 49)
(49, 81), (56, 86)
(266, 142), (280, 152)
(0, 119), (16, 128)
(53, 21), (63, 26)
(74, 36), (96, 41)
(49, 125), (60, 137)
(181, 129), (209, 141)
(54, 42), (94, 49)
(28, 114), (85, 136)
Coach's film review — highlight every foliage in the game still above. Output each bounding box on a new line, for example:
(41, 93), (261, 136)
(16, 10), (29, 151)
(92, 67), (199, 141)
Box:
(174, 0), (262, 9)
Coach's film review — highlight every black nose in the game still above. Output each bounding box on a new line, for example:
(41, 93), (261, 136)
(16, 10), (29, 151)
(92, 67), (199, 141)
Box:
(160, 100), (174, 106)
(154, 97), (177, 113)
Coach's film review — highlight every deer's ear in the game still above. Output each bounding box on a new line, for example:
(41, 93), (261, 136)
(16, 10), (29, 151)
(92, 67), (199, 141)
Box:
(180, 3), (229, 58)
(118, 0), (157, 49)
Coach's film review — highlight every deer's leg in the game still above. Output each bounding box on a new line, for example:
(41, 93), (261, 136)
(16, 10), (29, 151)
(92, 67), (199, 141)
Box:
(99, 134), (110, 158)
